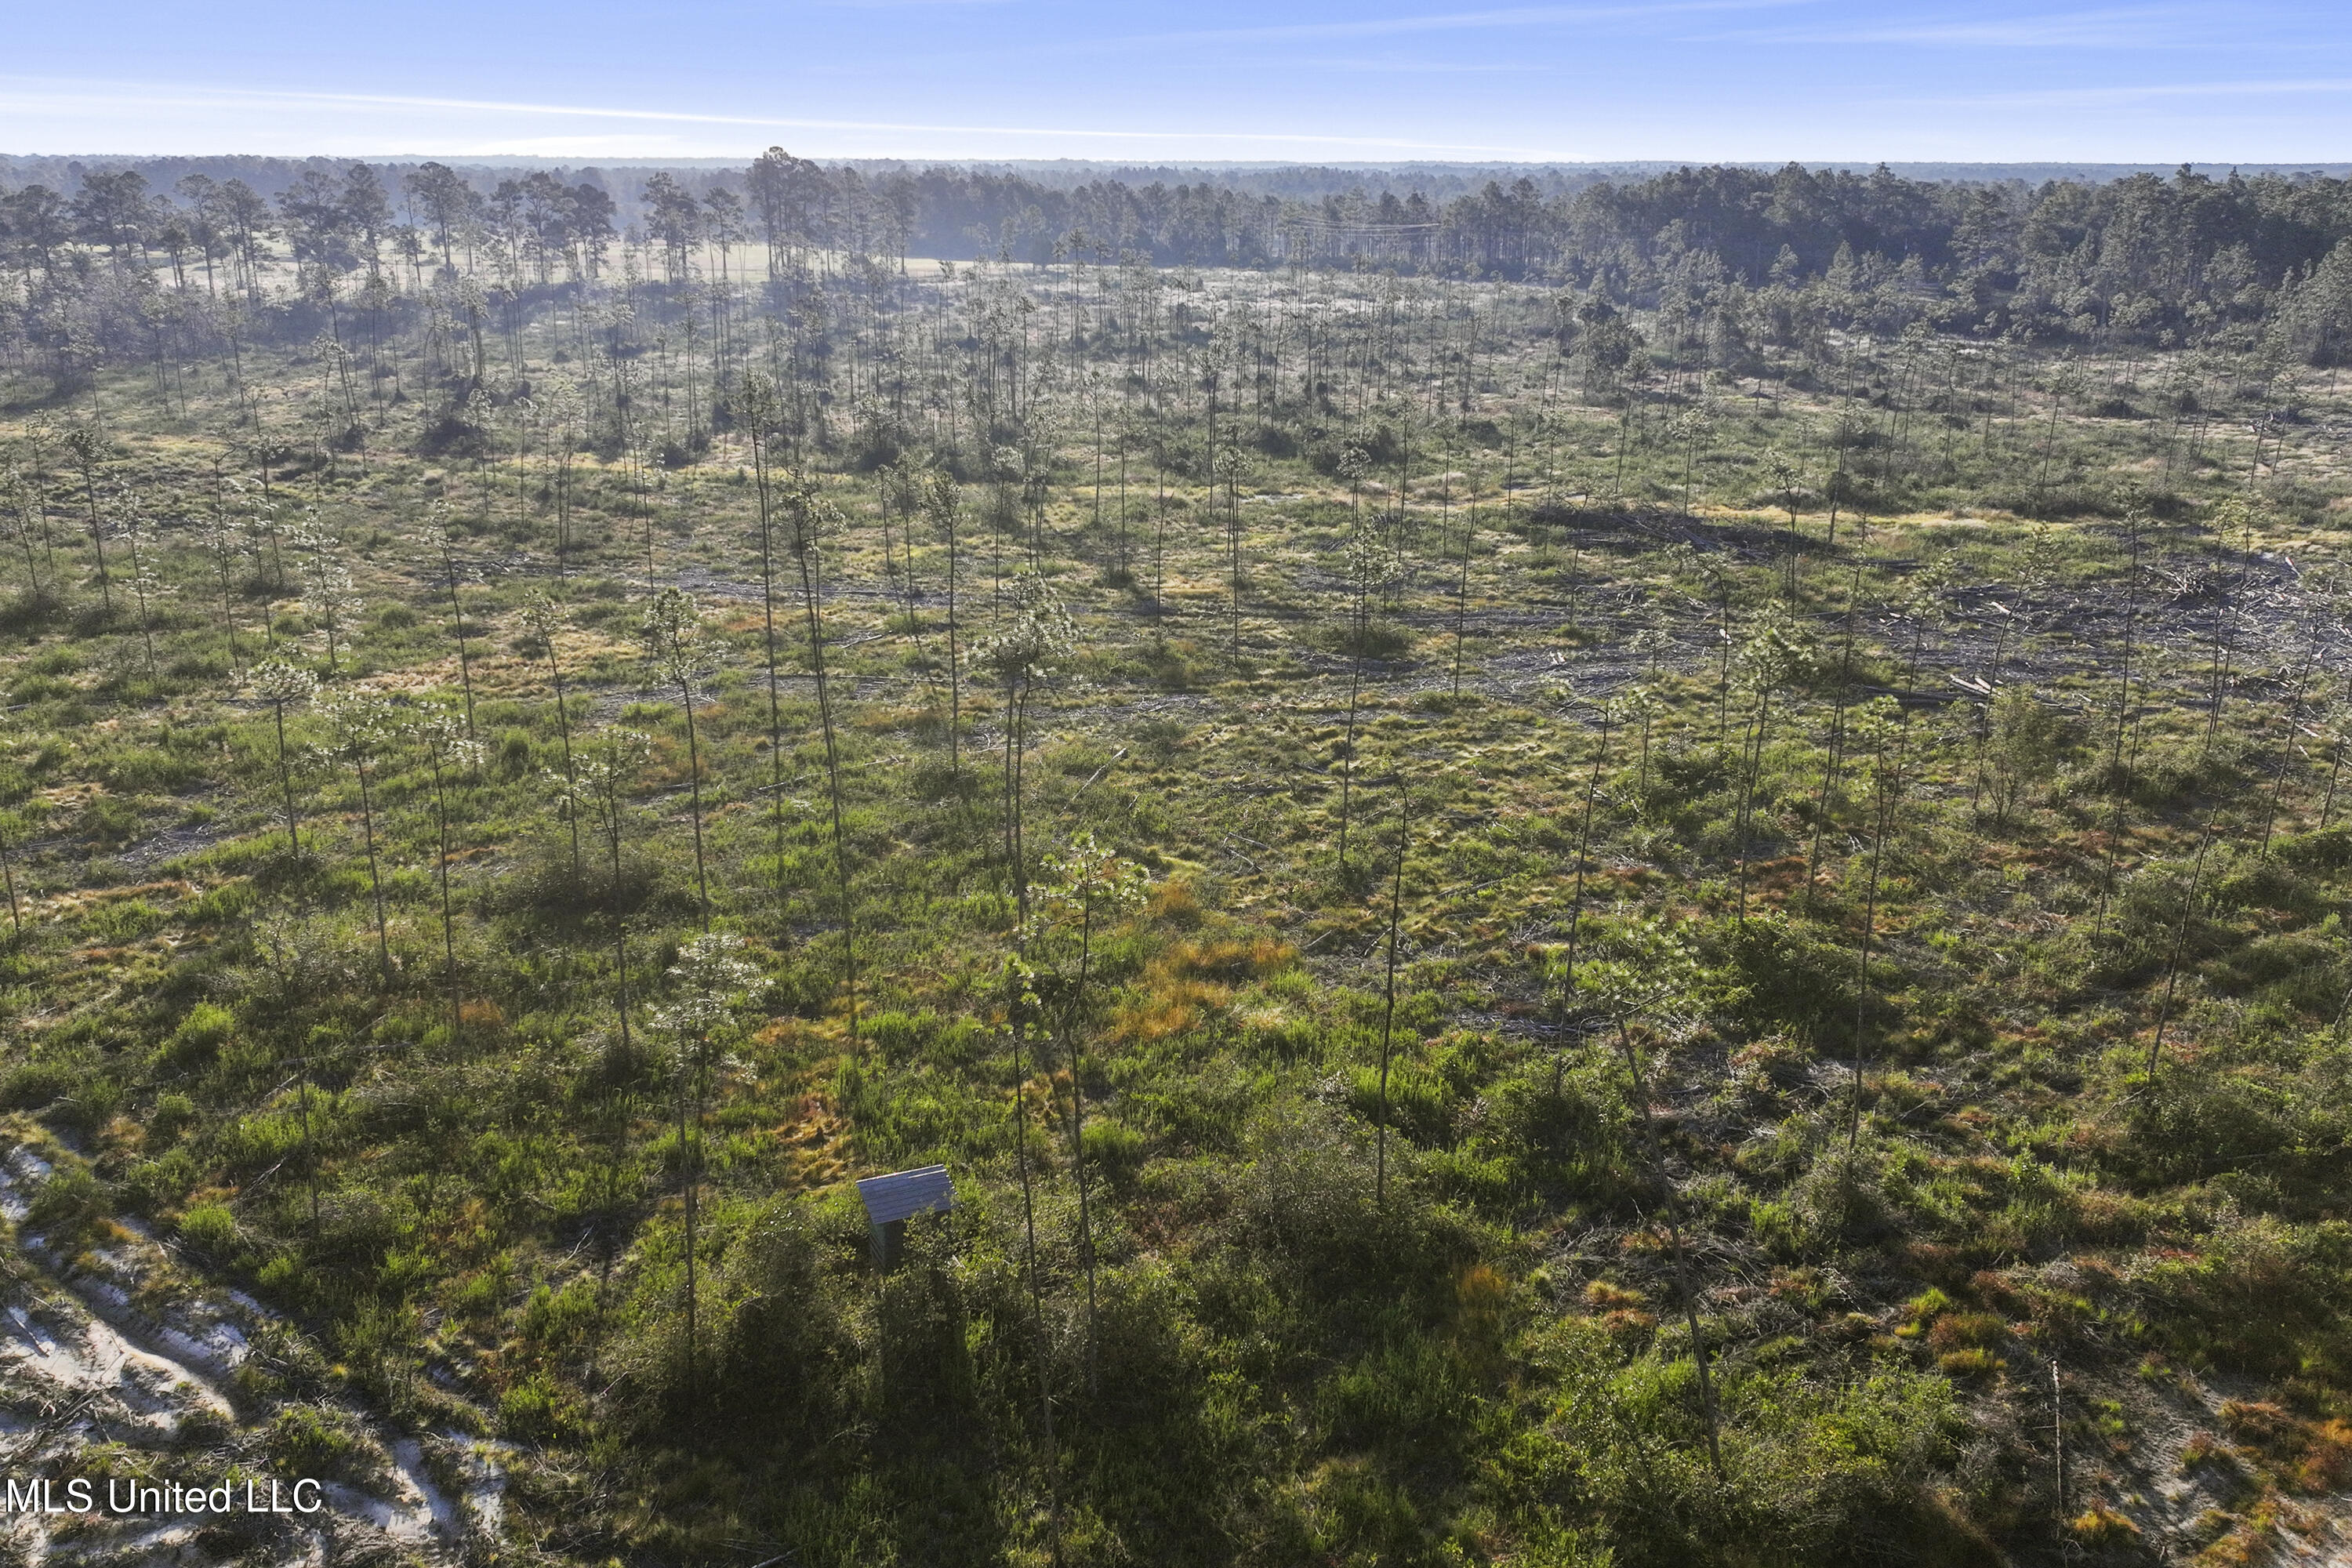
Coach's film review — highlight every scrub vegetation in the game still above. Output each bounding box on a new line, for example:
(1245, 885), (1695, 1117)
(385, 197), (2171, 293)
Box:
(2, 152), (2352, 1564)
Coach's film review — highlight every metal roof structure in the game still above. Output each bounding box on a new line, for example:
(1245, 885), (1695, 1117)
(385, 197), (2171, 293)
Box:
(856, 1165), (955, 1225)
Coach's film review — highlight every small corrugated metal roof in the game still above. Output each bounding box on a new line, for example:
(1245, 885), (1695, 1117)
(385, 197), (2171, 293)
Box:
(856, 1164), (955, 1225)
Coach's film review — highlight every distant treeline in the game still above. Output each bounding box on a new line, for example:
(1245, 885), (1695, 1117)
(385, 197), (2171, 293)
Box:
(8, 151), (2352, 354)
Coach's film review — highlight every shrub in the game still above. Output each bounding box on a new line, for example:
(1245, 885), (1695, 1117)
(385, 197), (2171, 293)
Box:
(177, 1203), (239, 1259)
(118, 1149), (198, 1214)
(1508, 1326), (1989, 1568)
(519, 1280), (600, 1355)
(54, 1076), (124, 1134)
(27, 1164), (109, 1250)
(2116, 1072), (2302, 1187)
(1319, 1337), (1472, 1463)
(266, 1404), (380, 1486)
(499, 1375), (567, 1442)
(2134, 1214), (2352, 1377)
(90, 745), (205, 794)
(1347, 1064), (1452, 1146)
(1082, 1119), (1147, 1182)
(0, 1059), (78, 1110)
(147, 1091), (198, 1145)
(165, 1002), (235, 1065)
(2278, 826), (2352, 871)
(702, 1199), (853, 1447)
(1723, 913), (1853, 1036)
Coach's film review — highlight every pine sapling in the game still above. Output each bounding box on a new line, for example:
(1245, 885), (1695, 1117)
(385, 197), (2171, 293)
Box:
(427, 506), (479, 746)
(319, 690), (397, 986)
(648, 933), (760, 1410)
(63, 425), (113, 612)
(1581, 918), (1722, 1479)
(641, 587), (713, 927)
(917, 469), (968, 782)
(1334, 528), (1386, 885)
(248, 658), (318, 859)
(973, 574), (1078, 935)
(1030, 832), (1149, 1392)
(1844, 699), (1903, 1153)
(414, 713), (487, 1045)
(782, 475), (858, 1038)
(524, 593), (583, 880)
(1374, 779), (1412, 1209)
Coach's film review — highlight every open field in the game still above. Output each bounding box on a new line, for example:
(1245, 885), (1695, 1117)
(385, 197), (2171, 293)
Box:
(5, 162), (2352, 1563)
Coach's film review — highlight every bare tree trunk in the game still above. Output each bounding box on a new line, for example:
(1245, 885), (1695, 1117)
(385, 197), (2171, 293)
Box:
(1374, 786), (1410, 1208)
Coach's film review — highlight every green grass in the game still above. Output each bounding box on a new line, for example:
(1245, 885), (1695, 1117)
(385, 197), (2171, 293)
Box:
(0, 245), (2347, 1563)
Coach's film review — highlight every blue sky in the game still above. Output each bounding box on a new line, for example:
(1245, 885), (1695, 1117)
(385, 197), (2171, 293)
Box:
(2, 1), (2346, 163)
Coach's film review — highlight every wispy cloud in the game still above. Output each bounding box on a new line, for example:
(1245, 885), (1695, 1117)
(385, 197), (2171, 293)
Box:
(1301, 56), (1549, 73)
(1896, 76), (2352, 108)
(0, 75), (1571, 158)
(1051, 0), (1816, 54)
(1720, 5), (2212, 49)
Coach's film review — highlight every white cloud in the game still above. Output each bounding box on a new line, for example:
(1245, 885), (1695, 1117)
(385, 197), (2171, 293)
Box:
(0, 74), (1572, 158)
(1034, 0), (1813, 58)
(1720, 4), (2210, 48)
(1896, 76), (2352, 108)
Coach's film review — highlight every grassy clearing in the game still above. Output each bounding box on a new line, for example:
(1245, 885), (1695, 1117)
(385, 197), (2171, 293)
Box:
(0, 237), (2350, 1564)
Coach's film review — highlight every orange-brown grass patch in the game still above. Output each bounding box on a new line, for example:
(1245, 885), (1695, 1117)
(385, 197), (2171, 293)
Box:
(1744, 855), (1811, 900)
(440, 1195), (501, 1267)
(1904, 1242), (1969, 1286)
(1928, 1312), (2008, 1353)
(2071, 1187), (2150, 1244)
(772, 1091), (851, 1189)
(1581, 1279), (1656, 1335)
(1969, 1271), (2021, 1310)
(1599, 1307), (1657, 1343)
(2067, 1503), (2142, 1545)
(1116, 977), (1228, 1043)
(1122, 1197), (1206, 1253)
(638, 735), (691, 786)
(854, 704), (932, 733)
(1148, 879), (1203, 927)
(753, 1016), (808, 1048)
(2291, 1421), (2352, 1492)
(47, 879), (194, 917)
(1766, 1266), (1828, 1307)
(1943, 1104), (1997, 1134)
(1164, 935), (1295, 984)
(2218, 1402), (2352, 1493)
(100, 879), (192, 902)
(1730, 1035), (1809, 1090)
(1116, 935), (1295, 1042)
(459, 999), (506, 1029)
